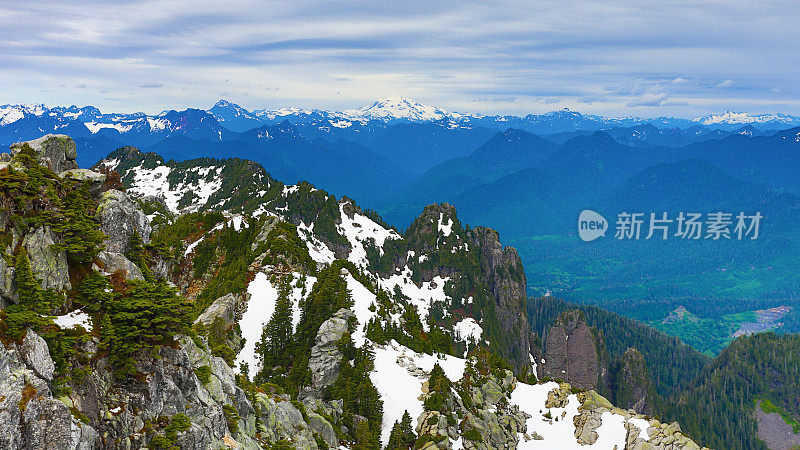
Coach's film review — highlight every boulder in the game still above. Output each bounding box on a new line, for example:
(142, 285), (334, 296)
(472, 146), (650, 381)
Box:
(19, 329), (56, 381)
(309, 308), (353, 390)
(307, 411), (338, 448)
(255, 394), (319, 449)
(22, 226), (71, 292)
(96, 251), (144, 280)
(59, 168), (106, 183)
(195, 293), (240, 327)
(9, 134), (78, 173)
(95, 190), (151, 253)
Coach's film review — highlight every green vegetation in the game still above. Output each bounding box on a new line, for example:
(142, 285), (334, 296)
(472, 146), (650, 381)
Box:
(193, 216), (261, 315)
(51, 184), (106, 265)
(386, 411), (416, 449)
(649, 308), (756, 356)
(101, 278), (193, 378)
(194, 365), (212, 384)
(294, 264), (353, 354)
(529, 297), (709, 399)
(423, 364), (452, 412)
(255, 282), (294, 383)
(222, 404), (241, 434)
(759, 399), (800, 434)
(148, 413), (192, 449)
(660, 333), (800, 449)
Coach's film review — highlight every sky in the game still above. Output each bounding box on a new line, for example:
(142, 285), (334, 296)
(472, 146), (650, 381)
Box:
(2, 0), (800, 117)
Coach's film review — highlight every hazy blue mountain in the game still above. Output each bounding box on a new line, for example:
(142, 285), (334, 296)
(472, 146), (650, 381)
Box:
(208, 99), (265, 132)
(382, 128), (558, 224)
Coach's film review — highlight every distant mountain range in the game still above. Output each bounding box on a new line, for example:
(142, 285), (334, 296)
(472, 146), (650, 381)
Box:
(4, 96), (800, 140)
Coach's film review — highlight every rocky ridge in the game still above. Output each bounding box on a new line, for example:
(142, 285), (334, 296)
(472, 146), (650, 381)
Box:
(0, 135), (705, 449)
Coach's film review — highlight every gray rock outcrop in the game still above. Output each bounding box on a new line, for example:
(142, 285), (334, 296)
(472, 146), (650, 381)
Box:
(0, 329), (98, 450)
(195, 293), (241, 327)
(9, 134), (78, 173)
(22, 226), (71, 292)
(59, 169), (106, 183)
(95, 189), (152, 253)
(96, 251), (144, 280)
(0, 255), (17, 306)
(309, 308), (353, 390)
(540, 309), (603, 390)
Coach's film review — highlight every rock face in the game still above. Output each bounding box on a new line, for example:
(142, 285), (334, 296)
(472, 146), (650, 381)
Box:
(64, 335), (257, 450)
(96, 251), (144, 280)
(0, 329), (98, 450)
(309, 308), (353, 390)
(402, 203), (532, 370)
(9, 134), (78, 173)
(610, 348), (656, 416)
(467, 225), (530, 370)
(0, 256), (17, 306)
(540, 310), (602, 390)
(22, 226), (71, 292)
(195, 293), (242, 327)
(571, 388), (708, 450)
(95, 189), (152, 253)
(416, 366), (528, 450)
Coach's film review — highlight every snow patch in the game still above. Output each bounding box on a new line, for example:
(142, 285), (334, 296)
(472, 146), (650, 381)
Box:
(84, 121), (133, 134)
(337, 203), (400, 268)
(52, 311), (91, 330)
(438, 214), (453, 237)
(379, 267), (449, 330)
(453, 317), (483, 347)
(236, 272), (279, 374)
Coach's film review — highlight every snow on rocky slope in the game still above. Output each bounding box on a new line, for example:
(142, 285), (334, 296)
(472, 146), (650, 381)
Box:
(102, 144), (704, 449)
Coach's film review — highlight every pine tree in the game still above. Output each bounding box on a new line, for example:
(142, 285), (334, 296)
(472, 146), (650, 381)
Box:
(386, 411), (416, 449)
(0, 250), (49, 341)
(257, 283), (294, 371)
(52, 185), (105, 265)
(126, 230), (154, 281)
(104, 279), (192, 377)
(295, 265), (351, 353)
(15, 249), (43, 308)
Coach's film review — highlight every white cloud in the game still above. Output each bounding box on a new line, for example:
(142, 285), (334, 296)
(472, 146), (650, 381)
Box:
(0, 0), (799, 117)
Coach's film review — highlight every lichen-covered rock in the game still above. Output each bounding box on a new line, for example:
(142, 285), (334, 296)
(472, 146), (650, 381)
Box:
(9, 134), (78, 173)
(254, 393), (319, 449)
(22, 226), (71, 292)
(96, 251), (144, 280)
(19, 329), (55, 381)
(195, 293), (241, 327)
(307, 411), (339, 448)
(309, 308), (353, 390)
(68, 340), (234, 449)
(59, 168), (106, 183)
(0, 329), (98, 449)
(179, 336), (258, 447)
(95, 189), (152, 253)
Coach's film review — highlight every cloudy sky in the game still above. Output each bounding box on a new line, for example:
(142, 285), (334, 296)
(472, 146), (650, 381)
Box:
(1, 0), (799, 117)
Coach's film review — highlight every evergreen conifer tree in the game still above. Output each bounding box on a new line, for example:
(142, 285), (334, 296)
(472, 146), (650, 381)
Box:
(52, 185), (105, 265)
(256, 282), (294, 380)
(386, 410), (416, 449)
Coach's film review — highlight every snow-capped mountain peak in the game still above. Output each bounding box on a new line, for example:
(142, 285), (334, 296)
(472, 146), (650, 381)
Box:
(344, 96), (455, 122)
(695, 111), (800, 126)
(0, 103), (48, 126)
